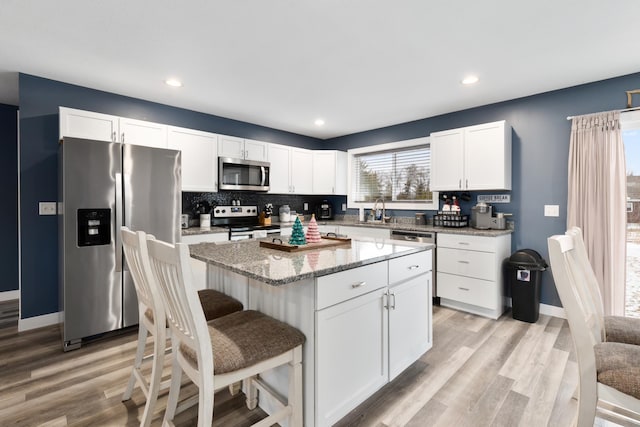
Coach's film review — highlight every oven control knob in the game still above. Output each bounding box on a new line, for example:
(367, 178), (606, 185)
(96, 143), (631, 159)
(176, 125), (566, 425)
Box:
(251, 208), (256, 213)
(215, 209), (220, 214)
(221, 209), (226, 213)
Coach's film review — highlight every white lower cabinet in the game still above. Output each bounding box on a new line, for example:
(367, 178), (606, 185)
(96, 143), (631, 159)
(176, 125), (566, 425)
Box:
(181, 233), (228, 290)
(437, 233), (511, 319)
(338, 225), (390, 239)
(315, 252), (432, 426)
(316, 287), (388, 426)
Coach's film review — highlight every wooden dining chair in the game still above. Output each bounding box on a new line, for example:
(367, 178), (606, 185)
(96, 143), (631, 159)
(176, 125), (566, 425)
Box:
(145, 234), (305, 427)
(565, 226), (640, 345)
(120, 227), (243, 427)
(548, 234), (640, 426)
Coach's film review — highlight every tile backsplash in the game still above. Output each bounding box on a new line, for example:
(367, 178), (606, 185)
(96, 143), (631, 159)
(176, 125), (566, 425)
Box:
(182, 192), (347, 225)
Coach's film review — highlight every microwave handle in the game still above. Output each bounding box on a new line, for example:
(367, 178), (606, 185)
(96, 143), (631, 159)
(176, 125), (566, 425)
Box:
(261, 166), (266, 186)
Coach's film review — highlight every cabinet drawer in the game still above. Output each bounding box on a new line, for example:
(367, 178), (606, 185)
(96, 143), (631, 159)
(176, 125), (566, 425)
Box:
(437, 247), (495, 281)
(316, 262), (388, 310)
(437, 233), (497, 252)
(437, 272), (498, 310)
(389, 250), (432, 284)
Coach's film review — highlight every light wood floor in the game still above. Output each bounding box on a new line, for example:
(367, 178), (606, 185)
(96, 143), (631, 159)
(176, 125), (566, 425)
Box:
(0, 302), (625, 426)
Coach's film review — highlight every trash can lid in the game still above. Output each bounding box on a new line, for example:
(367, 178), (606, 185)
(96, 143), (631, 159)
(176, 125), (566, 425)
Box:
(508, 249), (548, 270)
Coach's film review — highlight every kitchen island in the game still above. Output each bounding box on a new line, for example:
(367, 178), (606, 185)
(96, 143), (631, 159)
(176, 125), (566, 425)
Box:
(189, 237), (434, 427)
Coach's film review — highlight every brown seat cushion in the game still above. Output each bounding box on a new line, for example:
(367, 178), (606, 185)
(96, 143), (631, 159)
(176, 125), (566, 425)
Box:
(144, 289), (242, 323)
(604, 316), (640, 345)
(180, 310), (305, 374)
(197, 289), (243, 321)
(594, 342), (640, 399)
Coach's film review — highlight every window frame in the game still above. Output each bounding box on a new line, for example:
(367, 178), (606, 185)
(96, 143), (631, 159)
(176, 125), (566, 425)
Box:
(347, 136), (439, 211)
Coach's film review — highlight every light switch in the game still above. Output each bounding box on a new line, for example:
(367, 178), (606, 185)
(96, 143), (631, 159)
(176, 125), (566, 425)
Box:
(544, 205), (559, 217)
(39, 201), (57, 215)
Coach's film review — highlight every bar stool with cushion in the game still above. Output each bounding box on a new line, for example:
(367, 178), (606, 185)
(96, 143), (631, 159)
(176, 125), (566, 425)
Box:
(145, 233), (305, 427)
(565, 227), (640, 345)
(120, 227), (243, 427)
(548, 234), (640, 426)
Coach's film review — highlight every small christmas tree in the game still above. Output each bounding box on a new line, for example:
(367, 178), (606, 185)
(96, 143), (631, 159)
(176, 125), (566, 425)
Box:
(305, 214), (322, 243)
(288, 216), (307, 245)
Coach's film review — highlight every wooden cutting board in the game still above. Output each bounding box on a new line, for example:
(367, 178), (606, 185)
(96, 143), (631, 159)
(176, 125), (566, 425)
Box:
(259, 235), (351, 252)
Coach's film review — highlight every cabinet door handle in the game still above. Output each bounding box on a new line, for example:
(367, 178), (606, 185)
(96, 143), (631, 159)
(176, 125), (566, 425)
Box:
(408, 265), (420, 270)
(112, 131), (116, 142)
(383, 292), (389, 309)
(351, 281), (366, 289)
(466, 179), (468, 189)
(458, 287), (470, 291)
(390, 291), (396, 310)
(121, 132), (125, 143)
(457, 260), (469, 264)
(458, 179), (461, 189)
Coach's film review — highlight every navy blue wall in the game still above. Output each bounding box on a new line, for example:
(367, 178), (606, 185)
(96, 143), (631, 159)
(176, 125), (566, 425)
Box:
(18, 71), (640, 318)
(1, 103), (18, 293)
(18, 73), (322, 319)
(326, 71), (640, 308)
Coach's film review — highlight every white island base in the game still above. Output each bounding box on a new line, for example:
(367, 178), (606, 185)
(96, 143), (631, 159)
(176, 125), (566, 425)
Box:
(204, 248), (432, 427)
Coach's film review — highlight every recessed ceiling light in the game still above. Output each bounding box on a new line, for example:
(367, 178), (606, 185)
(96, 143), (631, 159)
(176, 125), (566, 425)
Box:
(314, 118), (325, 127)
(165, 78), (183, 88)
(462, 75), (479, 85)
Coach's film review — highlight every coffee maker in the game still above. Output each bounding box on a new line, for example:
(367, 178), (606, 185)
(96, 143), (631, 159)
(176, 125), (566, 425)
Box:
(471, 202), (508, 229)
(471, 202), (493, 229)
(316, 200), (333, 220)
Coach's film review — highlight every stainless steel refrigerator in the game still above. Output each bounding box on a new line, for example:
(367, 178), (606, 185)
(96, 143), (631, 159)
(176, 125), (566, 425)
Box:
(59, 137), (181, 351)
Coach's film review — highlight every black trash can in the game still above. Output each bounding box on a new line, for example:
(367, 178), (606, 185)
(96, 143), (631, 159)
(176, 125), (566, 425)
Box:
(506, 249), (547, 323)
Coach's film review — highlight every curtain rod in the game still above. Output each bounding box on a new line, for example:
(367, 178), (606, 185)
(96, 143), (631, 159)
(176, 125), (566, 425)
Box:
(566, 105), (640, 120)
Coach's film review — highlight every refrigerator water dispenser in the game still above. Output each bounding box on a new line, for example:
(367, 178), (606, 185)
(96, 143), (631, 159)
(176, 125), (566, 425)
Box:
(77, 208), (111, 246)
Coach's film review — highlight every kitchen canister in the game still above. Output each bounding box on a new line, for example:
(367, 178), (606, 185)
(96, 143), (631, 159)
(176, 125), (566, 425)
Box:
(199, 213), (211, 228)
(279, 204), (291, 222)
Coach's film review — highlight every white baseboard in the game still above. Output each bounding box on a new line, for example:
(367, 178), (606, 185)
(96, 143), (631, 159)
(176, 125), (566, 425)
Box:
(539, 303), (566, 319)
(18, 311), (62, 332)
(505, 297), (566, 319)
(0, 290), (19, 302)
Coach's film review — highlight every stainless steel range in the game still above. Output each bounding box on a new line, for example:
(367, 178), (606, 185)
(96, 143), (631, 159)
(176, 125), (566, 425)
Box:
(212, 205), (281, 241)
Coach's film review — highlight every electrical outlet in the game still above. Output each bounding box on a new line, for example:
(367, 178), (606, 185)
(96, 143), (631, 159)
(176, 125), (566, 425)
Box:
(303, 202), (308, 211)
(39, 201), (57, 215)
(341, 203), (347, 211)
(544, 205), (559, 217)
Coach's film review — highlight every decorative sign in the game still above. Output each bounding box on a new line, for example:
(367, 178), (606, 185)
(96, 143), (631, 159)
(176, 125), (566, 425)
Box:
(477, 194), (511, 203)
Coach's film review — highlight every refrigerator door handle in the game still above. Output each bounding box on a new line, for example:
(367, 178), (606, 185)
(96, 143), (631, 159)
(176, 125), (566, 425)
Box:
(115, 172), (123, 273)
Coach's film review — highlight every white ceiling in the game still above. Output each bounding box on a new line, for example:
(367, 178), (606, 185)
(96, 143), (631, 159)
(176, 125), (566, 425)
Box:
(1, 1), (639, 139)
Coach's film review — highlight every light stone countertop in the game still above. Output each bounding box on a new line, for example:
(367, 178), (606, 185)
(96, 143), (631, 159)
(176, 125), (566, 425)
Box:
(188, 237), (434, 286)
(182, 218), (513, 238)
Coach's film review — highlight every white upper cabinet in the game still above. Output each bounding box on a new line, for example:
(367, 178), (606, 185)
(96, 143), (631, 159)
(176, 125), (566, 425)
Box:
(119, 117), (168, 148)
(218, 135), (267, 161)
(291, 147), (314, 194)
(59, 107), (168, 148)
(59, 107), (119, 142)
(267, 144), (313, 194)
(313, 150), (347, 195)
(431, 120), (511, 191)
(268, 143), (292, 194)
(167, 126), (218, 192)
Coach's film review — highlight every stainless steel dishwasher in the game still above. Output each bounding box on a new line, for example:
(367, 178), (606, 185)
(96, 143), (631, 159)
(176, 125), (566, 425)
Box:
(390, 230), (439, 305)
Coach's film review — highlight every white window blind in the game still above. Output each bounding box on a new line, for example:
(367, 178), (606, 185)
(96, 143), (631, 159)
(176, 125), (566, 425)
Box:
(351, 143), (433, 204)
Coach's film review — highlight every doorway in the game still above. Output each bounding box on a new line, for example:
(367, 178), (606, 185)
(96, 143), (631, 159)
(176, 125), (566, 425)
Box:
(622, 110), (640, 318)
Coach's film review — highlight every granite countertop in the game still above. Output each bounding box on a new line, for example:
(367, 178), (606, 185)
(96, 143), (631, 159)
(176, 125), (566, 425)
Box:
(181, 226), (228, 236)
(181, 217), (513, 238)
(188, 238), (434, 286)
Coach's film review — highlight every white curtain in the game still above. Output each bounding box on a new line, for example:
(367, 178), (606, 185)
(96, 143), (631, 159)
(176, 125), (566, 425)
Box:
(567, 111), (627, 316)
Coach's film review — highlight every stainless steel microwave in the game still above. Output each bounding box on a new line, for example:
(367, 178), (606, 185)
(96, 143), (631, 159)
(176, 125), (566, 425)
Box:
(219, 157), (270, 191)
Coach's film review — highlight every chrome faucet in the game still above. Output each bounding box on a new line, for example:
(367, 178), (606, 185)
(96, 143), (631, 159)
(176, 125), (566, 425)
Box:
(372, 198), (386, 222)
